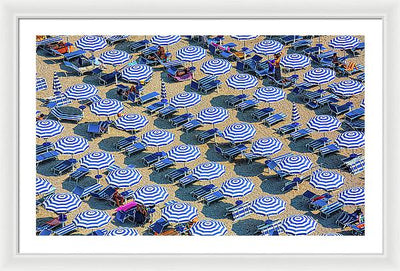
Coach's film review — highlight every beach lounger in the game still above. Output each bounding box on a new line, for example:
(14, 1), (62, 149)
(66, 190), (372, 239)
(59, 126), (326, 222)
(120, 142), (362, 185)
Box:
(53, 223), (77, 236)
(36, 150), (59, 165)
(107, 164), (121, 173)
(276, 122), (301, 135)
(38, 229), (53, 236)
(200, 191), (225, 205)
(336, 210), (360, 229)
(52, 159), (77, 175)
(281, 177), (304, 192)
(350, 223), (365, 236)
(243, 152), (265, 163)
(251, 107), (274, 121)
(306, 137), (331, 152)
(90, 186), (116, 203)
(345, 108), (365, 121)
(99, 71), (121, 86)
(291, 39), (312, 50)
(161, 60), (185, 70)
(170, 113), (193, 127)
(165, 167), (190, 182)
(201, 80), (222, 94)
(181, 119), (203, 132)
(343, 119), (365, 131)
(146, 101), (167, 115)
(158, 106), (177, 119)
(348, 42), (365, 56)
(196, 128), (221, 143)
(340, 153), (362, 168)
(302, 89), (326, 102)
(266, 160), (290, 180)
(137, 92), (159, 105)
(226, 94), (248, 106)
(69, 166), (89, 182)
(63, 50), (86, 61)
(63, 59), (96, 76)
(36, 217), (62, 233)
(50, 107), (83, 123)
(256, 220), (283, 236)
(354, 72), (365, 83)
(349, 160), (365, 175)
(143, 151), (167, 167)
(337, 63), (364, 76)
(36, 142), (54, 155)
(106, 35), (128, 45)
(308, 193), (333, 210)
(191, 184), (218, 199)
(72, 183), (103, 199)
(129, 39), (150, 53)
(279, 35), (303, 45)
(81, 94), (102, 106)
(319, 144), (341, 157)
(263, 113), (287, 127)
(190, 75), (217, 92)
(87, 121), (111, 138)
(148, 218), (170, 235)
(152, 158), (175, 172)
(225, 201), (252, 221)
(303, 44), (326, 56)
(125, 142), (147, 156)
(167, 66), (195, 82)
(177, 174), (198, 187)
(120, 189), (134, 201)
(235, 99), (260, 112)
(329, 102), (354, 116)
(302, 190), (318, 203)
(290, 128), (313, 142)
(215, 144), (247, 161)
(268, 74), (298, 88)
(47, 95), (72, 108)
(292, 82), (317, 95)
(115, 136), (138, 151)
(320, 201), (344, 219)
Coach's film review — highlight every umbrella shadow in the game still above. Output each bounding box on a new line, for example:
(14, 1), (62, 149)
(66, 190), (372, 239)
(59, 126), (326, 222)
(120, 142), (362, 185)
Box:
(36, 160), (61, 176)
(105, 88), (121, 100)
(209, 95), (232, 108)
(153, 118), (174, 130)
(72, 122), (91, 140)
(98, 136), (124, 152)
(288, 139), (313, 153)
(290, 194), (310, 212)
(179, 131), (203, 145)
(123, 151), (149, 169)
(87, 197), (114, 211)
(175, 185), (201, 202)
(309, 212), (342, 230)
(316, 155), (344, 170)
(232, 218), (264, 235)
(201, 201), (232, 219)
(233, 161), (265, 177)
(149, 170), (171, 185)
(205, 144), (226, 162)
(235, 111), (258, 123)
(259, 174), (286, 195)
(82, 74), (101, 85)
(286, 92), (299, 103)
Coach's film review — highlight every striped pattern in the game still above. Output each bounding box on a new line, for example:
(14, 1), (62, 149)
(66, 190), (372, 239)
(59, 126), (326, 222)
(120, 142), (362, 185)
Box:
(310, 170), (344, 191)
(322, 233), (343, 236)
(121, 64), (153, 83)
(282, 215), (317, 235)
(75, 36), (107, 51)
(150, 35), (181, 46)
(291, 102), (300, 122)
(54, 136), (89, 155)
(192, 162), (225, 181)
(141, 129), (174, 147)
(250, 196), (286, 216)
(167, 145), (201, 163)
(36, 76), (47, 92)
(231, 35), (258, 40)
(36, 120), (64, 138)
(220, 177), (255, 198)
(338, 187), (365, 205)
(329, 35), (360, 50)
(307, 115), (341, 132)
(52, 72), (62, 92)
(280, 54), (311, 69)
(90, 99), (124, 117)
(114, 114), (149, 132)
(189, 220), (227, 236)
(222, 122), (256, 143)
(253, 40), (283, 55)
(73, 210), (111, 229)
(65, 84), (98, 100)
(107, 228), (139, 236)
(161, 79), (167, 102)
(106, 168), (142, 188)
(133, 185), (168, 206)
(43, 193), (82, 214)
(99, 50), (130, 66)
(201, 59), (232, 76)
(336, 131), (365, 149)
(162, 202), (198, 223)
(36, 177), (54, 195)
(360, 99), (365, 108)
(176, 46), (206, 62)
(278, 155), (313, 174)
(197, 107), (229, 125)
(331, 80), (364, 97)
(254, 86), (285, 103)
(80, 151), (115, 170)
(226, 74), (258, 90)
(250, 137), (283, 156)
(170, 92), (201, 108)
(304, 68), (336, 85)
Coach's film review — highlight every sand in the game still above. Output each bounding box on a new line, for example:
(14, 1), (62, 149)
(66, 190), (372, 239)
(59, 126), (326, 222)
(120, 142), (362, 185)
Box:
(36, 35), (365, 236)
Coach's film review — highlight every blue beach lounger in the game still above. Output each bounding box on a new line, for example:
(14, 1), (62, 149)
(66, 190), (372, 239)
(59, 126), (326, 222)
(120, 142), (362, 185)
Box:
(196, 128), (221, 143)
(263, 113), (287, 127)
(191, 184), (218, 199)
(152, 158), (175, 172)
(201, 191), (225, 205)
(125, 142), (147, 156)
(226, 94), (247, 106)
(165, 167), (190, 182)
(158, 106), (177, 119)
(170, 113), (193, 127)
(115, 136), (138, 151)
(50, 107), (83, 123)
(290, 128), (313, 142)
(69, 166), (89, 182)
(181, 119), (203, 132)
(177, 174), (198, 187)
(319, 144), (341, 157)
(235, 99), (259, 112)
(320, 201), (344, 219)
(345, 108), (365, 121)
(143, 151), (167, 166)
(137, 92), (159, 105)
(36, 151), (59, 165)
(251, 107), (274, 121)
(275, 122), (301, 135)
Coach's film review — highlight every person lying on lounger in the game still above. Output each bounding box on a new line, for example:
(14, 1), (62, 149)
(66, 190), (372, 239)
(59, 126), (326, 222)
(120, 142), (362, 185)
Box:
(176, 67), (190, 77)
(332, 53), (345, 67)
(112, 191), (124, 206)
(36, 113), (45, 121)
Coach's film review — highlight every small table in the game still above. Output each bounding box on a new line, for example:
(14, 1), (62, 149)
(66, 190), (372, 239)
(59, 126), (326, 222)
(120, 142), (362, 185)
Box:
(95, 174), (102, 183)
(79, 105), (86, 111)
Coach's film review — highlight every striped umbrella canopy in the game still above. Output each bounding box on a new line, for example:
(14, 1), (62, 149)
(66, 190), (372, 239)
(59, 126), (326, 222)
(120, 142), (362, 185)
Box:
(329, 35), (360, 50)
(167, 145), (201, 164)
(338, 187), (365, 205)
(253, 40), (283, 55)
(226, 74), (258, 91)
(161, 79), (167, 103)
(253, 86), (285, 103)
(201, 59), (232, 76)
(176, 46), (206, 63)
(291, 102), (300, 122)
(280, 54), (311, 69)
(36, 177), (54, 195)
(310, 170), (344, 191)
(114, 114), (149, 132)
(36, 120), (64, 139)
(197, 107), (229, 126)
(75, 35), (107, 52)
(222, 122), (256, 143)
(250, 196), (286, 216)
(73, 210), (111, 229)
(150, 35), (181, 46)
(336, 131), (365, 149)
(133, 185), (169, 206)
(281, 215), (317, 235)
(161, 202), (198, 223)
(170, 92), (201, 110)
(231, 35), (259, 40)
(52, 72), (62, 92)
(192, 162), (226, 181)
(278, 155), (313, 175)
(99, 50), (130, 66)
(330, 80), (365, 97)
(141, 129), (174, 149)
(36, 76), (47, 92)
(54, 136), (89, 157)
(43, 193), (82, 214)
(90, 99), (124, 117)
(121, 64), (153, 83)
(107, 227), (139, 236)
(65, 84), (98, 100)
(250, 137), (283, 156)
(189, 220), (227, 236)
(360, 99), (365, 108)
(80, 151), (115, 171)
(106, 168), (142, 188)
(220, 177), (255, 198)
(307, 115), (341, 132)
(304, 68), (336, 85)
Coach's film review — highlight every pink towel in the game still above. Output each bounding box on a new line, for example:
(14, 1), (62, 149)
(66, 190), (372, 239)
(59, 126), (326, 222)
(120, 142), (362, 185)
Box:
(115, 201), (137, 212)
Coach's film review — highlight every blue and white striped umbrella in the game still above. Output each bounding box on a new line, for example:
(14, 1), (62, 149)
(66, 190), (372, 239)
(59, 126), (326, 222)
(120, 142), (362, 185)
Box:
(52, 72), (62, 92)
(336, 131), (365, 149)
(80, 151), (115, 170)
(43, 193), (82, 214)
(278, 155), (313, 175)
(253, 40), (283, 55)
(133, 185), (168, 206)
(291, 102), (300, 122)
(167, 145), (201, 163)
(197, 107), (229, 125)
(250, 137), (283, 156)
(161, 79), (167, 103)
(162, 202), (198, 223)
(226, 74), (258, 90)
(307, 115), (341, 132)
(36, 120), (64, 139)
(201, 59), (232, 76)
(176, 46), (206, 63)
(73, 210), (111, 229)
(329, 35), (360, 50)
(106, 168), (142, 188)
(75, 36), (107, 52)
(36, 76), (47, 92)
(192, 162), (226, 181)
(65, 84), (98, 100)
(222, 122), (256, 143)
(121, 64), (153, 83)
(90, 99), (124, 117)
(253, 86), (285, 103)
(114, 114), (149, 132)
(99, 50), (130, 66)
(220, 177), (255, 198)
(107, 227), (139, 236)
(331, 80), (365, 97)
(54, 136), (89, 156)
(360, 99), (365, 108)
(189, 220), (227, 236)
(282, 215), (317, 235)
(141, 129), (174, 148)
(170, 92), (201, 109)
(310, 170), (344, 191)
(280, 54), (311, 69)
(338, 187), (365, 205)
(250, 196), (286, 216)
(304, 68), (336, 85)
(36, 177), (54, 195)
(231, 35), (259, 41)
(150, 35), (181, 46)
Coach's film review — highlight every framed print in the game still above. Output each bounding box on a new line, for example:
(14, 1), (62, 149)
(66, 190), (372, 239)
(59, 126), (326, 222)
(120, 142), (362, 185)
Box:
(1, 0), (399, 270)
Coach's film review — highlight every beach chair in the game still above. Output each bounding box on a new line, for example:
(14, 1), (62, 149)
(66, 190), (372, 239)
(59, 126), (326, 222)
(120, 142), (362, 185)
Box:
(336, 210), (361, 229)
(196, 128), (220, 143)
(343, 119), (365, 131)
(72, 183), (103, 199)
(302, 190), (317, 203)
(243, 152), (265, 163)
(225, 201), (252, 220)
(165, 167), (190, 182)
(36, 217), (62, 233)
(235, 99), (260, 112)
(320, 201), (344, 219)
(143, 151), (167, 166)
(291, 39), (312, 50)
(292, 82), (317, 95)
(226, 94), (248, 106)
(308, 193), (333, 210)
(307, 93), (339, 109)
(279, 35), (303, 45)
(106, 35), (128, 45)
(63, 57), (96, 76)
(306, 137), (331, 152)
(337, 63), (364, 76)
(69, 166), (89, 182)
(170, 113), (193, 127)
(148, 218), (170, 235)
(63, 50), (86, 61)
(92, 229), (108, 236)
(181, 119), (203, 132)
(90, 186), (117, 203)
(53, 223), (77, 236)
(47, 95), (72, 108)
(38, 229), (53, 236)
(290, 128), (313, 142)
(50, 107), (83, 123)
(158, 106), (177, 119)
(161, 60), (185, 70)
(201, 80), (222, 94)
(275, 122), (301, 135)
(350, 223), (365, 236)
(50, 159), (75, 175)
(319, 144), (341, 157)
(36, 142), (54, 155)
(81, 94), (102, 105)
(349, 160), (365, 175)
(107, 164), (121, 173)
(177, 174), (198, 187)
(200, 191), (225, 205)
(263, 113), (287, 127)
(145, 101), (167, 114)
(268, 74), (298, 88)
(348, 42), (365, 56)
(36, 150), (59, 165)
(266, 160), (289, 180)
(98, 71), (121, 86)
(152, 158), (175, 172)
(120, 189), (134, 201)
(251, 107), (275, 121)
(87, 121), (111, 138)
(129, 39), (150, 53)
(257, 220), (283, 236)
(137, 92), (159, 105)
(167, 66), (195, 82)
(340, 154), (362, 168)
(303, 44), (326, 56)
(345, 108), (365, 122)
(328, 102), (354, 116)
(115, 136), (138, 151)
(191, 184), (218, 199)
(125, 142), (147, 156)
(354, 72), (365, 83)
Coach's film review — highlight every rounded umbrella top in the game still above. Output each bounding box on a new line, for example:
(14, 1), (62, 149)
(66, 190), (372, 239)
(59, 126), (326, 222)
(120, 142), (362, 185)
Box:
(107, 227), (139, 236)
(280, 54), (311, 69)
(167, 145), (201, 163)
(338, 187), (365, 205)
(73, 210), (111, 229)
(253, 40), (283, 55)
(220, 177), (255, 198)
(336, 131), (365, 149)
(114, 114), (149, 132)
(105, 168), (142, 188)
(170, 92), (202, 108)
(133, 185), (169, 206)
(192, 162), (226, 181)
(278, 155), (313, 175)
(310, 170), (344, 191)
(253, 86), (285, 103)
(250, 137), (283, 156)
(161, 202), (198, 223)
(176, 46), (206, 62)
(329, 35), (360, 50)
(250, 196), (286, 216)
(189, 220), (227, 236)
(36, 177), (54, 195)
(226, 74), (258, 90)
(54, 136), (89, 155)
(99, 50), (130, 66)
(307, 115), (341, 132)
(281, 215), (317, 235)
(65, 84), (99, 100)
(36, 120), (64, 139)
(80, 151), (115, 170)
(197, 107), (229, 125)
(150, 35), (181, 46)
(231, 35), (259, 40)
(200, 59), (232, 76)
(75, 36), (107, 52)
(222, 122), (256, 143)
(141, 129), (174, 147)
(304, 68), (336, 85)
(43, 193), (82, 214)
(330, 80), (364, 97)
(121, 64), (153, 83)
(90, 99), (124, 117)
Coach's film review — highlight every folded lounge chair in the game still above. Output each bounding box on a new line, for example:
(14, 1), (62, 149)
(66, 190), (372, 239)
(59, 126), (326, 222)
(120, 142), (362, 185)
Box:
(263, 113), (287, 127)
(143, 151), (167, 166)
